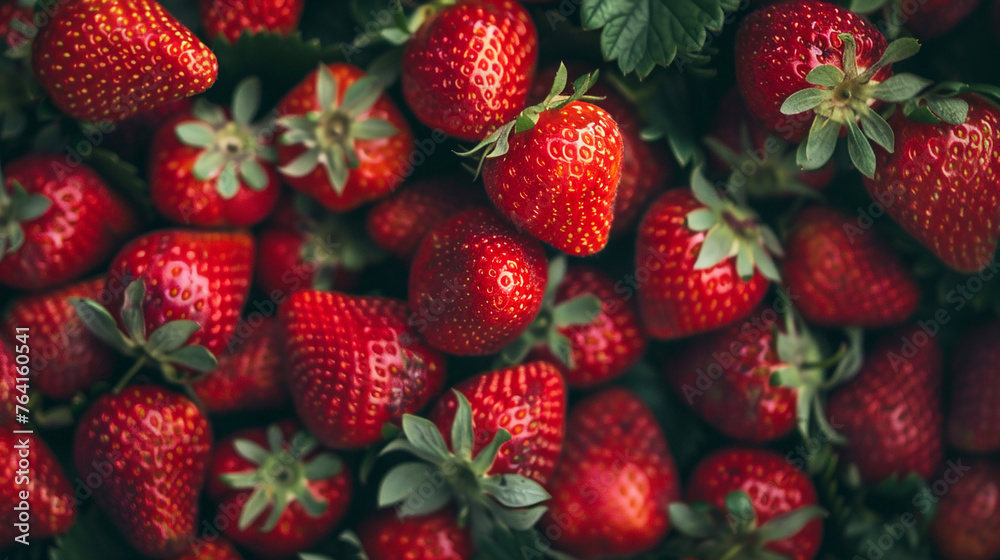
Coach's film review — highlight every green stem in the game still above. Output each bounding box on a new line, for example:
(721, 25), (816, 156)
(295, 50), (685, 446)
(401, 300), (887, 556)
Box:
(113, 355), (148, 394)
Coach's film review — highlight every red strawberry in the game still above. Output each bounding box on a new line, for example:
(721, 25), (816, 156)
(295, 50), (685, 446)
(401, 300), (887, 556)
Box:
(541, 387), (680, 559)
(708, 88), (833, 198)
(0, 432), (76, 544)
(475, 68), (623, 256)
(378, 362), (563, 533)
(31, 0), (218, 123)
(409, 207), (547, 356)
(782, 206), (920, 327)
(401, 0), (537, 141)
(946, 321), (1000, 453)
(149, 77), (281, 227)
(675, 447), (824, 560)
(1, 155), (138, 291)
(358, 507), (473, 560)
(74, 386), (212, 558)
(176, 536), (245, 560)
(206, 420), (352, 559)
(735, 0), (918, 177)
(0, 0), (32, 52)
(825, 324), (944, 483)
(929, 459), (1000, 560)
(2, 276), (114, 399)
(200, 0), (304, 43)
(502, 261), (646, 388)
(190, 316), (289, 414)
(529, 62), (673, 236)
(365, 176), (484, 261)
(635, 173), (782, 340)
(897, 0), (980, 39)
(863, 94), (1000, 273)
(282, 290), (447, 449)
(276, 63), (414, 211)
(426, 361), (566, 484)
(668, 305), (858, 443)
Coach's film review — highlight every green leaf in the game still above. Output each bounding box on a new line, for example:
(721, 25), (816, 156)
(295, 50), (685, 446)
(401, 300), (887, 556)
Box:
(239, 486), (270, 530)
(378, 462), (437, 506)
(693, 226), (735, 270)
(164, 345), (218, 372)
(68, 298), (133, 354)
(317, 64), (337, 109)
(280, 148), (321, 177)
(231, 76), (262, 126)
(234, 438), (271, 465)
(669, 503), (715, 538)
(147, 320), (202, 353)
(846, 117), (877, 178)
(486, 502), (547, 531)
(402, 414), (451, 462)
(926, 97), (969, 125)
(548, 330), (574, 369)
(580, 0), (740, 78)
(304, 453), (343, 480)
(175, 122), (216, 148)
(805, 65), (845, 88)
(686, 209), (717, 232)
(451, 391), (475, 461)
(481, 474), (551, 508)
(470, 429), (512, 476)
(396, 484), (453, 517)
(15, 193), (52, 221)
(867, 73), (932, 102)
(341, 75), (384, 117)
(217, 163), (240, 198)
(552, 295), (601, 326)
(801, 116), (840, 170)
(240, 158), (269, 190)
(858, 105), (894, 153)
(862, 37), (921, 81)
(780, 88), (832, 115)
(121, 279), (147, 343)
(352, 118), (398, 140)
(724, 490), (757, 532)
(193, 149), (225, 180)
(756, 505), (827, 542)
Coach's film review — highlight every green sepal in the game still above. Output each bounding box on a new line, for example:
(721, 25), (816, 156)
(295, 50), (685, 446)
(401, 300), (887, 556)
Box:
(551, 295), (601, 327)
(378, 461), (439, 507)
(756, 505), (827, 542)
(175, 122), (216, 148)
(67, 298), (136, 355)
(147, 320), (202, 354)
(451, 390), (475, 461)
(231, 76), (263, 126)
(0, 181), (53, 258)
(481, 474), (550, 508)
(401, 413), (451, 463)
(780, 88), (832, 115)
(846, 117), (876, 178)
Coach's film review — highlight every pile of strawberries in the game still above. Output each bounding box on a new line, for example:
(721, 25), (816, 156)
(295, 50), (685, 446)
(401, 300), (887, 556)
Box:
(2, 0), (1000, 559)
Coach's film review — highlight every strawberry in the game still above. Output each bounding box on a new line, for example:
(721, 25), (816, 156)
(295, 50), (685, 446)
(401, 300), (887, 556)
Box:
(255, 195), (379, 296)
(176, 536), (245, 560)
(863, 94), (1000, 273)
(408, 207), (547, 356)
(358, 507), (473, 560)
(0, 432), (76, 543)
(825, 324), (944, 483)
(378, 362), (564, 533)
(149, 77), (281, 228)
(0, 0), (32, 53)
(74, 386), (212, 558)
(190, 316), (289, 414)
(946, 321), (1000, 453)
(401, 0), (537, 141)
(708, 88), (833, 198)
(282, 290), (447, 449)
(529, 62), (673, 236)
(1, 155), (138, 291)
(541, 387), (680, 559)
(31, 0), (218, 123)
(673, 447), (825, 560)
(499, 259), (646, 389)
(635, 172), (782, 340)
(0, 339), (16, 424)
(2, 276), (114, 399)
(471, 67), (624, 256)
(736, 0), (925, 177)
(896, 0), (981, 39)
(929, 459), (1000, 560)
(104, 97), (194, 162)
(276, 63), (414, 211)
(200, 0), (304, 43)
(206, 420), (352, 559)
(669, 305), (861, 443)
(781, 206), (920, 327)
(365, 176), (485, 261)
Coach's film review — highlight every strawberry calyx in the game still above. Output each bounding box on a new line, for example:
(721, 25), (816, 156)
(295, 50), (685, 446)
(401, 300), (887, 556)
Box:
(220, 424), (343, 532)
(173, 76), (276, 199)
(766, 301), (864, 443)
(292, 195), (384, 290)
(277, 65), (398, 195)
(456, 62), (601, 174)
(668, 490), (827, 560)
(494, 256), (601, 370)
(780, 34), (928, 178)
(0, 171), (51, 258)
(685, 168), (783, 282)
(901, 81), (1000, 125)
(377, 390), (551, 538)
(69, 278), (218, 390)
(704, 131), (823, 200)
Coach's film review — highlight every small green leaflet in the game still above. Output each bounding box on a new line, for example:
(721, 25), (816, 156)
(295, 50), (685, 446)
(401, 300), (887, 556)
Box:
(581, 0), (740, 78)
